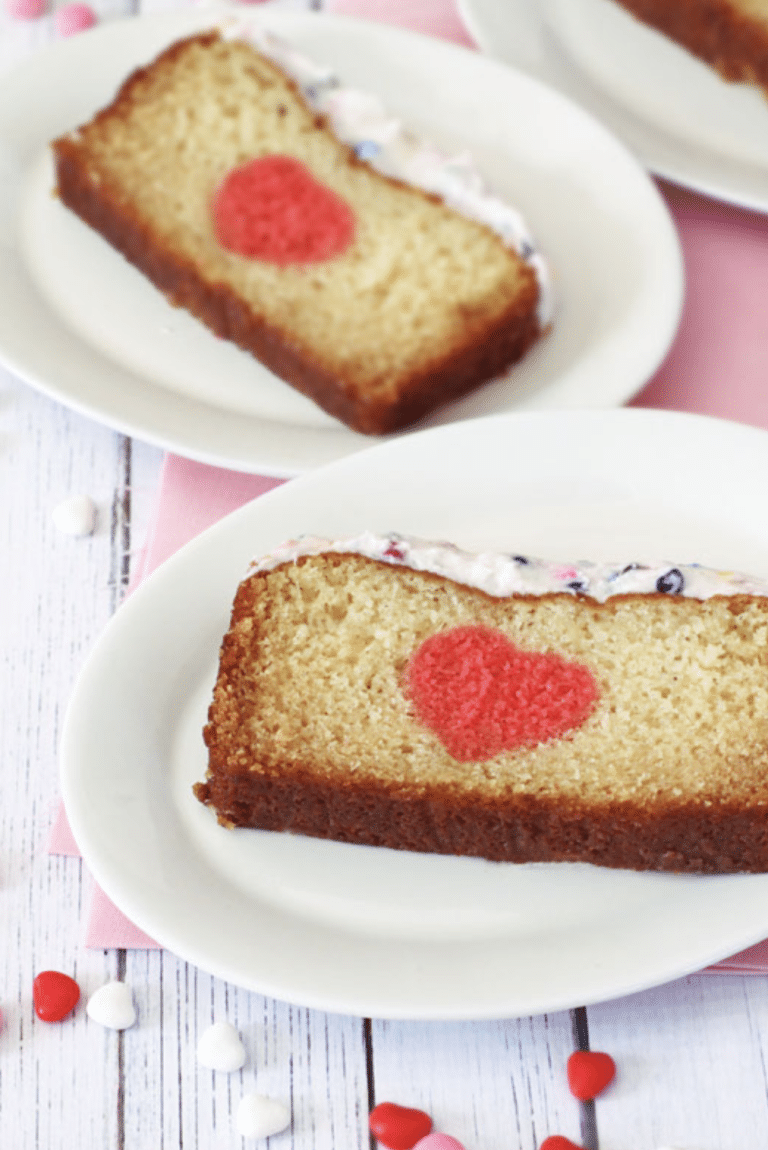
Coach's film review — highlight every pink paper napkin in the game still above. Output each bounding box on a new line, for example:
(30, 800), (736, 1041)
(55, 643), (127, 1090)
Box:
(52, 0), (768, 976)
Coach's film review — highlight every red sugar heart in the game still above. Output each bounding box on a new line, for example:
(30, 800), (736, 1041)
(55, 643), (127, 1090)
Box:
(406, 625), (599, 762)
(369, 1102), (432, 1150)
(539, 1139), (584, 1150)
(213, 154), (355, 264)
(33, 970), (80, 1022)
(567, 1050), (616, 1100)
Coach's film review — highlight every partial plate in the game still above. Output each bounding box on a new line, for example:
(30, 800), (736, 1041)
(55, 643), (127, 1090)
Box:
(62, 409), (768, 1020)
(1, 6), (681, 475)
(459, 0), (768, 214)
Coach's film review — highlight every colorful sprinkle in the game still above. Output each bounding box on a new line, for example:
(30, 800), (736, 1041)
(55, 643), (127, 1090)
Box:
(383, 541), (407, 560)
(33, 970), (80, 1022)
(656, 568), (685, 594)
(369, 1102), (432, 1150)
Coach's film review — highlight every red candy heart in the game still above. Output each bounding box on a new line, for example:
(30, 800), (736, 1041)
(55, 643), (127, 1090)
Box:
(540, 1139), (584, 1150)
(369, 1102), (432, 1150)
(566, 1050), (616, 1100)
(406, 625), (599, 762)
(213, 154), (355, 264)
(33, 970), (80, 1022)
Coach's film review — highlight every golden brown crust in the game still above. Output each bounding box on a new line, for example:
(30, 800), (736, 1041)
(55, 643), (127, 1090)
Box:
(611, 0), (768, 92)
(51, 32), (542, 436)
(192, 770), (768, 874)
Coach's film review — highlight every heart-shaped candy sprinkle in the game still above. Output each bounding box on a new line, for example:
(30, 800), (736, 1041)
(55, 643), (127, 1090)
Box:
(54, 1), (96, 35)
(197, 1021), (247, 1072)
(86, 981), (136, 1030)
(7, 0), (46, 19)
(407, 625), (598, 761)
(369, 1102), (432, 1149)
(33, 970), (80, 1022)
(213, 155), (355, 265)
(566, 1051), (616, 1100)
(52, 494), (97, 536)
(539, 1139), (584, 1150)
(236, 1093), (291, 1139)
(413, 1137), (465, 1150)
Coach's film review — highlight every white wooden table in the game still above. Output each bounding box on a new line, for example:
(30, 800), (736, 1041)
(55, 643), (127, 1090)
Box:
(3, 1), (768, 1147)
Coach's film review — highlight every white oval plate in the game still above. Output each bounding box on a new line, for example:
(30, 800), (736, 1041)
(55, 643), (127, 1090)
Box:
(62, 409), (768, 1019)
(459, 0), (768, 214)
(1, 7), (681, 475)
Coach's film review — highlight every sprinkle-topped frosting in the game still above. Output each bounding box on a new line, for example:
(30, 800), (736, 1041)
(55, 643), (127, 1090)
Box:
(223, 19), (552, 324)
(248, 533), (768, 603)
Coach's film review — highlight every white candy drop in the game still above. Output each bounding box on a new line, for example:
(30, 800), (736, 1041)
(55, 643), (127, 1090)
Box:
(197, 1021), (246, 1072)
(52, 494), (97, 536)
(236, 1093), (291, 1139)
(86, 981), (136, 1030)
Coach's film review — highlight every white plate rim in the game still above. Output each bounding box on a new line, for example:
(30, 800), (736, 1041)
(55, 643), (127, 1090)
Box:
(61, 408), (768, 1020)
(458, 0), (768, 215)
(0, 5), (682, 476)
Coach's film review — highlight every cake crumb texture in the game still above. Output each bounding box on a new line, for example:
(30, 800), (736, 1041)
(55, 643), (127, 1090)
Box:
(52, 31), (541, 434)
(197, 552), (768, 874)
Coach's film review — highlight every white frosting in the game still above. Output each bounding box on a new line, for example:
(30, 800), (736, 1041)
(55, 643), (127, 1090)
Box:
(223, 20), (552, 324)
(248, 532), (768, 604)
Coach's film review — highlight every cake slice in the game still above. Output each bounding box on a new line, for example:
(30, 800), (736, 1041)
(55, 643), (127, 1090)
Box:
(196, 534), (768, 874)
(608, 0), (768, 96)
(51, 27), (547, 435)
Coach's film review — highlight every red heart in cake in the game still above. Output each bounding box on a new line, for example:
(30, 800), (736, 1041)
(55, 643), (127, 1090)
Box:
(566, 1051), (616, 1100)
(212, 154), (355, 264)
(369, 1102), (432, 1150)
(406, 625), (598, 762)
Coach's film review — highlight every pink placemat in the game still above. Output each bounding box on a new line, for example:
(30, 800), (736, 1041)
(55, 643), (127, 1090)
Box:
(51, 0), (768, 974)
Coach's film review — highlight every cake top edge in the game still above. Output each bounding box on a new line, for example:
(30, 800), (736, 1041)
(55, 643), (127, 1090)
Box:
(245, 532), (768, 604)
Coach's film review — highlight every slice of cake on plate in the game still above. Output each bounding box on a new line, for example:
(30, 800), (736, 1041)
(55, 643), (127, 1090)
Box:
(52, 24), (549, 435)
(196, 533), (768, 875)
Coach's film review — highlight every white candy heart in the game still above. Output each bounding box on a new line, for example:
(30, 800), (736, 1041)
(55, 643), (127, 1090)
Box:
(236, 1093), (290, 1139)
(52, 494), (97, 536)
(86, 981), (136, 1030)
(197, 1021), (246, 1072)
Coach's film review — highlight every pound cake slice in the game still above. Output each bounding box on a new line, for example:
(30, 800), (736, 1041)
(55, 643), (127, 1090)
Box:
(196, 533), (768, 875)
(51, 26), (547, 435)
(608, 0), (768, 96)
